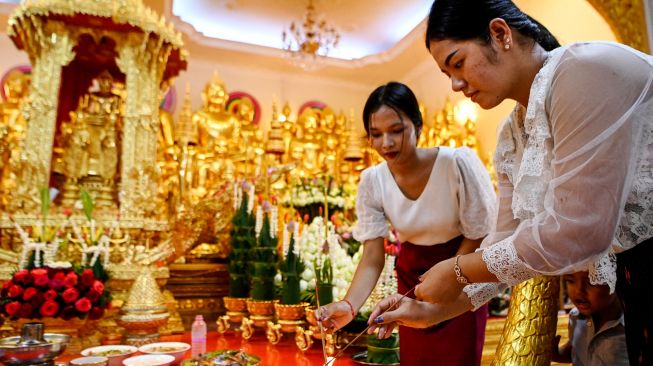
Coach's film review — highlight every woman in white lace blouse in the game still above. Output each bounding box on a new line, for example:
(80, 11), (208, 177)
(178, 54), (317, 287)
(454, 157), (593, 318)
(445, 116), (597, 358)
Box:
(317, 82), (496, 365)
(368, 1), (653, 365)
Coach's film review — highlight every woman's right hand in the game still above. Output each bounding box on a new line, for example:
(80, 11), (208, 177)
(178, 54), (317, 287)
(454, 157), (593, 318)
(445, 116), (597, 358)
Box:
(316, 300), (355, 332)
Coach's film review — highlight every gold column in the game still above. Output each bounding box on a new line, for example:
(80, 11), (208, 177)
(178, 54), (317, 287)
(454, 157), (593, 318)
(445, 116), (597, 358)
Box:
(492, 276), (560, 366)
(11, 19), (75, 212)
(116, 34), (172, 219)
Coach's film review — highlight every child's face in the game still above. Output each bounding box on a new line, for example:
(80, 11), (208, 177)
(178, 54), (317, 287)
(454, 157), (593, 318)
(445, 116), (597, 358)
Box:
(563, 271), (614, 317)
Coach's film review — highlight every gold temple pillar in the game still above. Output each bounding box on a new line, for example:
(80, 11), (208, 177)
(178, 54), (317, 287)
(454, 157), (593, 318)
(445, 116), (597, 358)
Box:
(116, 34), (174, 220)
(9, 19), (75, 212)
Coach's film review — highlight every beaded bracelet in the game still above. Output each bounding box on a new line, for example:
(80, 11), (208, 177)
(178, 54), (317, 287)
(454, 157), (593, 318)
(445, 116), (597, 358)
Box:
(343, 299), (356, 318)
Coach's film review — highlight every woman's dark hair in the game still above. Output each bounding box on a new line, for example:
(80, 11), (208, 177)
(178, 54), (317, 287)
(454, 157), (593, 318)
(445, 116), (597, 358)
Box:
(425, 0), (560, 51)
(362, 82), (423, 138)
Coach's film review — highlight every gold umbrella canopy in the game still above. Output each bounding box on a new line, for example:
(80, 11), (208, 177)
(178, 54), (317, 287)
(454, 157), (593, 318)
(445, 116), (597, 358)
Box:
(7, 0), (187, 82)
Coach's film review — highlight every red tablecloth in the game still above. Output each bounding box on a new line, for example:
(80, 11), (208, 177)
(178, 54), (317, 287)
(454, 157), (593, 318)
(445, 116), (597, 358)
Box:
(61, 331), (358, 366)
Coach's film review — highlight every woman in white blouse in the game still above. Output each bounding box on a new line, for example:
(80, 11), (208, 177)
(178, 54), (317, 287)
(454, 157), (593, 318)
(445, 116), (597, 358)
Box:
(368, 1), (653, 365)
(317, 81), (496, 365)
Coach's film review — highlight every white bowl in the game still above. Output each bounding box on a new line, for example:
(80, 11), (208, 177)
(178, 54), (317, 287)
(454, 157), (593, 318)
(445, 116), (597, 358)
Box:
(70, 356), (109, 366)
(122, 354), (175, 366)
(138, 342), (190, 363)
(81, 345), (137, 366)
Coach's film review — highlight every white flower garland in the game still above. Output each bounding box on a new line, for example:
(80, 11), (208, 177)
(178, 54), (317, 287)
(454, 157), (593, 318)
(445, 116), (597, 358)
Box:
(298, 217), (360, 300)
(255, 205), (263, 239)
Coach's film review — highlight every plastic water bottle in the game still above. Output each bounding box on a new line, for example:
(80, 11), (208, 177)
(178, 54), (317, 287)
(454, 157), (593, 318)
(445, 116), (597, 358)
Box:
(191, 315), (207, 356)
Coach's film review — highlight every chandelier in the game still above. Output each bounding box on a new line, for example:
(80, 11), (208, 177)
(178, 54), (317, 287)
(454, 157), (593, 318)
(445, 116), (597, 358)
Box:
(282, 0), (340, 69)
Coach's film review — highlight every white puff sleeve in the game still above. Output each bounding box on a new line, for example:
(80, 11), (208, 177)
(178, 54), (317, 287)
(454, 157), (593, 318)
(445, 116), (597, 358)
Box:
(453, 147), (497, 240)
(352, 167), (388, 242)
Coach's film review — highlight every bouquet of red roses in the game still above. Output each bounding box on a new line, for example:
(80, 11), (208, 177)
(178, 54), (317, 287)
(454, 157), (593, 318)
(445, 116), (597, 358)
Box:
(0, 265), (110, 321)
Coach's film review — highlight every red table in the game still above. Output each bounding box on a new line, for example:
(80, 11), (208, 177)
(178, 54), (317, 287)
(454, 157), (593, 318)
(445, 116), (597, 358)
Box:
(59, 332), (359, 366)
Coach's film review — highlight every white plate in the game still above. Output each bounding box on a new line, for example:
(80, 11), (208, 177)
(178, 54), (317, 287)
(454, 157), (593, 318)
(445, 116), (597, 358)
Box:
(138, 342), (190, 363)
(122, 354), (175, 366)
(138, 342), (190, 354)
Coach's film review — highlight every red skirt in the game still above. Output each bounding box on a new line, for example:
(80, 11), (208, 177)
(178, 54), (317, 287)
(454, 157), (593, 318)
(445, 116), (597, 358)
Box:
(396, 237), (488, 366)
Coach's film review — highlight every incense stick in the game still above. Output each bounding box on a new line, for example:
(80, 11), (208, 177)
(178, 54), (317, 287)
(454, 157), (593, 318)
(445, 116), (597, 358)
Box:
(315, 285), (329, 364)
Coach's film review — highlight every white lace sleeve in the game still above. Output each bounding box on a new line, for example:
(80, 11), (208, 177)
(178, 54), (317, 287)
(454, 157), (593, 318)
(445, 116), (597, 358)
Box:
(453, 147), (497, 240)
(481, 235), (538, 285)
(588, 248), (617, 294)
(462, 282), (509, 311)
(352, 168), (388, 242)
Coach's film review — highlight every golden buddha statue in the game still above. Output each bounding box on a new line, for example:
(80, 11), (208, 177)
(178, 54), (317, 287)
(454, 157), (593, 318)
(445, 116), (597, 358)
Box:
(60, 70), (122, 208)
(194, 72), (239, 153)
(233, 95), (265, 178)
(0, 71), (30, 207)
(191, 73), (239, 199)
(288, 109), (323, 180)
(279, 102), (295, 162)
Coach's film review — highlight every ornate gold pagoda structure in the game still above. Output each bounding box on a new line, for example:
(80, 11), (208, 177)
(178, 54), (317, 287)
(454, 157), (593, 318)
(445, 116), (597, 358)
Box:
(0, 0), (187, 235)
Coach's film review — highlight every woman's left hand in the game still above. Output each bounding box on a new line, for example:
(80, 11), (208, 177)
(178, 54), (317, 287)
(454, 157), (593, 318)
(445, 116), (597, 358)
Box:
(414, 257), (465, 303)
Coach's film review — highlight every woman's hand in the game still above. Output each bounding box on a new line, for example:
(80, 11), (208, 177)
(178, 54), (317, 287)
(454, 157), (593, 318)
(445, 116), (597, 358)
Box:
(414, 257), (465, 303)
(316, 300), (355, 332)
(365, 294), (440, 339)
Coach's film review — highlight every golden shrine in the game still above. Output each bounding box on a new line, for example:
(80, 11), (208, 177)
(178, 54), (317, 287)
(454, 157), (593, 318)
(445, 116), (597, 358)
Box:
(0, 0), (647, 365)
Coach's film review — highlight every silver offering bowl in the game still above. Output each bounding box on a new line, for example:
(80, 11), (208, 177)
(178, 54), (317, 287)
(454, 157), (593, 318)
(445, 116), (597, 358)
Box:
(0, 322), (71, 366)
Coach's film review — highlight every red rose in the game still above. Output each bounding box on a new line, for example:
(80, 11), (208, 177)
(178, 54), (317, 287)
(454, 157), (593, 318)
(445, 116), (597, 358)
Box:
(8, 285), (23, 298)
(5, 301), (21, 317)
(61, 306), (76, 320)
(53, 272), (66, 282)
(92, 280), (105, 294)
(29, 292), (45, 308)
(3, 280), (14, 289)
(62, 288), (79, 303)
(13, 269), (29, 284)
(88, 307), (104, 320)
(64, 272), (78, 288)
(19, 303), (34, 318)
(80, 269), (94, 287)
(33, 275), (49, 287)
(22, 287), (38, 301)
(74, 298), (92, 313)
(30, 268), (48, 278)
(44, 289), (58, 301)
(39, 300), (60, 317)
(85, 289), (100, 303)
(48, 279), (64, 290)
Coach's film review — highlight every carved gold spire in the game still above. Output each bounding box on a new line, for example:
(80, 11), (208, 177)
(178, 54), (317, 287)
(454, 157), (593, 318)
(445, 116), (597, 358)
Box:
(343, 111), (363, 162)
(266, 103), (285, 155)
(122, 266), (167, 313)
(176, 83), (197, 146)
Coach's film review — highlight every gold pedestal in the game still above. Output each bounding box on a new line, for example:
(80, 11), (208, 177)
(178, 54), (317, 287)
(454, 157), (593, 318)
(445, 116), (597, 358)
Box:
(294, 305), (335, 355)
(216, 297), (249, 334)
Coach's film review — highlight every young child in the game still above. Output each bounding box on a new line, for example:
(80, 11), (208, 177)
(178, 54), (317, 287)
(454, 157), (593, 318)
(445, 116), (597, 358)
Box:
(552, 265), (628, 365)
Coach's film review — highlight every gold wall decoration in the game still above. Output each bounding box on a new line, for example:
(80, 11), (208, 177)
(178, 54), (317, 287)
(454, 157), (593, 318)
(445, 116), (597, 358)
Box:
(587, 0), (650, 52)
